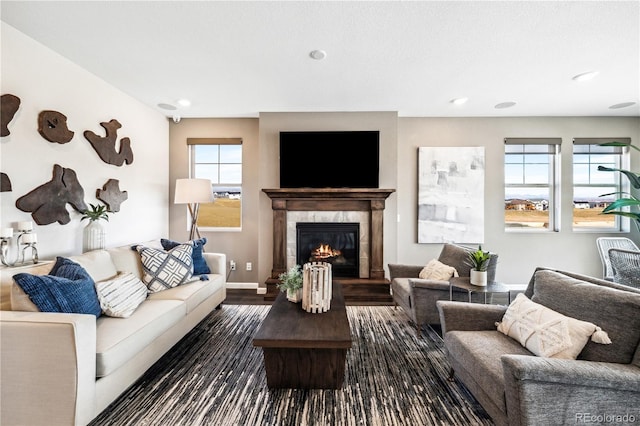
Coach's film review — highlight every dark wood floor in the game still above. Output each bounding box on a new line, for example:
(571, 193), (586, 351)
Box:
(224, 288), (394, 306)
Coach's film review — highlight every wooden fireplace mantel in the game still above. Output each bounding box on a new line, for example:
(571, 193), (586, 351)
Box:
(262, 188), (395, 281)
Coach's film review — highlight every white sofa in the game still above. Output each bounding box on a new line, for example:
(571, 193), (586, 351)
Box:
(0, 240), (226, 426)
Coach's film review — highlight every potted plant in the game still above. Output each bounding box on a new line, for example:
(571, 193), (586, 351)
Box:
(467, 245), (491, 286)
(81, 203), (109, 252)
(277, 264), (303, 302)
(598, 141), (640, 231)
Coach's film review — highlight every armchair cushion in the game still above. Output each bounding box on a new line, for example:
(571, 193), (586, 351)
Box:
(418, 259), (459, 280)
(497, 293), (611, 359)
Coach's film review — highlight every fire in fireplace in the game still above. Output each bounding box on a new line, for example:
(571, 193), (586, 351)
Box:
(296, 222), (359, 278)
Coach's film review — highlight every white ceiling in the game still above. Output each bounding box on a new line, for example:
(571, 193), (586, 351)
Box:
(2, 1), (639, 119)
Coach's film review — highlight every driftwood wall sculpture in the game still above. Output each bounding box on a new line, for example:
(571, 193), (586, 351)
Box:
(16, 164), (88, 225)
(84, 119), (134, 166)
(97, 179), (128, 212)
(1, 173), (12, 192)
(1, 94), (21, 137)
(38, 110), (74, 144)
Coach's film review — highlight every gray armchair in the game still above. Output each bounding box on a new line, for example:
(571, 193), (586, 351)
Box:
(388, 243), (498, 335)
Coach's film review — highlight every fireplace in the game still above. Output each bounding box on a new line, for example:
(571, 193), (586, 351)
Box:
(296, 222), (359, 278)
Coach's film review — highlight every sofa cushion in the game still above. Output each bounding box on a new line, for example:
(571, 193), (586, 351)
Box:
(147, 275), (223, 313)
(135, 244), (194, 293)
(419, 259), (459, 281)
(161, 237), (211, 275)
(69, 250), (118, 282)
(530, 270), (640, 364)
(445, 330), (532, 413)
(497, 293), (611, 359)
(95, 299), (185, 377)
(13, 257), (101, 317)
(95, 272), (148, 318)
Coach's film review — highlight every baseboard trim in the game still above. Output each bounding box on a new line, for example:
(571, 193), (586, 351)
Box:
(226, 282), (259, 290)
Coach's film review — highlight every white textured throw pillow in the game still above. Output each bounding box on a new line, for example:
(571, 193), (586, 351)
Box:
(95, 272), (148, 318)
(496, 293), (611, 359)
(136, 243), (194, 293)
(419, 259), (459, 281)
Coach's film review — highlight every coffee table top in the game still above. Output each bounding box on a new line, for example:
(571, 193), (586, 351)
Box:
(253, 280), (352, 349)
(449, 277), (510, 294)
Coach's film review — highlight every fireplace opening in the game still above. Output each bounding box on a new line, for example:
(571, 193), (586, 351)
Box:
(296, 222), (359, 278)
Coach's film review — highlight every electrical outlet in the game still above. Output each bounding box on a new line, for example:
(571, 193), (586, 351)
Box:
(246, 262), (252, 271)
(230, 260), (236, 271)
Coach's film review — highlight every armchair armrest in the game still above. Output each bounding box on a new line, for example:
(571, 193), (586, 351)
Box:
(0, 310), (97, 426)
(502, 355), (640, 425)
(436, 300), (507, 334)
(409, 278), (450, 290)
(203, 252), (226, 277)
(388, 264), (423, 280)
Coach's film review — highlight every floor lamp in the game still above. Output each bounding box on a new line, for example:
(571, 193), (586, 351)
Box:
(174, 178), (214, 240)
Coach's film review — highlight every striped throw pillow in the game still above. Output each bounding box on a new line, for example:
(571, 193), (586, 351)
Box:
(95, 272), (148, 318)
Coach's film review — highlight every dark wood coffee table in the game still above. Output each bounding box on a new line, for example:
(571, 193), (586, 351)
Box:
(253, 280), (352, 389)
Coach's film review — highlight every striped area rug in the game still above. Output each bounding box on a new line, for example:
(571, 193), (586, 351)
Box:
(90, 305), (493, 426)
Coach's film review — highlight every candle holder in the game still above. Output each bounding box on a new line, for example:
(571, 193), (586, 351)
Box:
(1, 223), (39, 267)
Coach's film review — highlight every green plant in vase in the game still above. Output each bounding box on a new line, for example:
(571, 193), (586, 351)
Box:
(598, 141), (640, 231)
(81, 203), (109, 252)
(467, 245), (491, 286)
(277, 264), (303, 302)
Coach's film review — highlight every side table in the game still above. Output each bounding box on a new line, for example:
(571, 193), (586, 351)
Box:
(449, 277), (511, 304)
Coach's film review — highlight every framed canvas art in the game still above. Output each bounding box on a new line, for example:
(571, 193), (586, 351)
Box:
(417, 147), (485, 244)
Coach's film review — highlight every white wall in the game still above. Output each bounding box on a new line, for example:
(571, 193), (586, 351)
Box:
(0, 23), (169, 258)
(397, 117), (640, 284)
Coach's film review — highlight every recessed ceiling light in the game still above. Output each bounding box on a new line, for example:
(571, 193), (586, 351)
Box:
(572, 71), (599, 82)
(450, 97), (468, 105)
(495, 101), (517, 109)
(177, 99), (191, 107)
(157, 103), (177, 111)
(309, 50), (327, 60)
(609, 101), (636, 109)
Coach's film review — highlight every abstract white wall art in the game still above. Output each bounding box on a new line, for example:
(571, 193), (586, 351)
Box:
(418, 147), (485, 244)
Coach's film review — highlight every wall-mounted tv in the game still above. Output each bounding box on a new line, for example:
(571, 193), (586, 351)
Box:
(279, 131), (379, 188)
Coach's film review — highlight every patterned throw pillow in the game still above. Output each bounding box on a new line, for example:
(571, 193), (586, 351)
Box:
(418, 259), (459, 281)
(161, 237), (211, 275)
(12, 256), (102, 317)
(95, 272), (148, 318)
(496, 293), (611, 359)
(136, 243), (194, 293)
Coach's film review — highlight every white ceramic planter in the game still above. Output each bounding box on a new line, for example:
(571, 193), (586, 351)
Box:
(470, 270), (487, 286)
(287, 288), (302, 303)
(83, 221), (105, 252)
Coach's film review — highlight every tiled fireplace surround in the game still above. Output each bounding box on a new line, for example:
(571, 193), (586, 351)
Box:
(262, 188), (395, 284)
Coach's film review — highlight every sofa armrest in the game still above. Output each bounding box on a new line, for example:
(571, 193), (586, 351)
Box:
(388, 264), (423, 280)
(0, 311), (97, 426)
(436, 300), (507, 334)
(502, 355), (640, 425)
(203, 252), (226, 277)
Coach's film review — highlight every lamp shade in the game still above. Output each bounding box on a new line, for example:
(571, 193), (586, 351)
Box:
(174, 178), (214, 204)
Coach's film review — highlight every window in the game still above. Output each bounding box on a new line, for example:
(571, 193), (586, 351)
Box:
(572, 138), (630, 231)
(187, 138), (242, 230)
(504, 138), (560, 231)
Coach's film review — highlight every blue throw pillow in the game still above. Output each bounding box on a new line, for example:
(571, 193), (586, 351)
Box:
(161, 237), (211, 275)
(13, 256), (101, 317)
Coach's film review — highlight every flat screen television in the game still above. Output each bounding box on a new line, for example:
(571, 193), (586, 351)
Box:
(279, 131), (379, 188)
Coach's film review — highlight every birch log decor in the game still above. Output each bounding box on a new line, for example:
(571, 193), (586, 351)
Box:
(302, 262), (332, 313)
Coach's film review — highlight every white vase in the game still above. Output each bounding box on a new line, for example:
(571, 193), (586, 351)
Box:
(470, 270), (487, 286)
(83, 221), (105, 252)
(287, 288), (302, 303)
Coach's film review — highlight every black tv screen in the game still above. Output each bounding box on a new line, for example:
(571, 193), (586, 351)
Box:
(279, 131), (379, 188)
